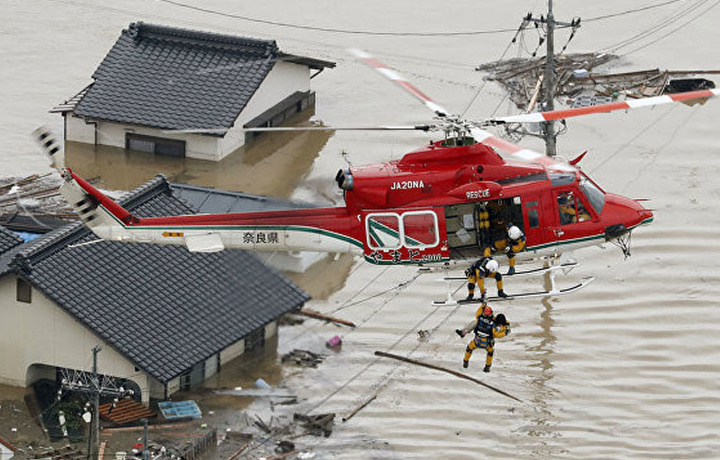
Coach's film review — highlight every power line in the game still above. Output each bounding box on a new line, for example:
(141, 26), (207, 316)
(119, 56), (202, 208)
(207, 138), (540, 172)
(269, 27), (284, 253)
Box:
(583, 0), (692, 22)
(155, 0), (521, 37)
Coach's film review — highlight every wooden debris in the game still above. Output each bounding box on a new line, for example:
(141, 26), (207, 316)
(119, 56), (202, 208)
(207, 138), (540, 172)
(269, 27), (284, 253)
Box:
(342, 394), (377, 422)
(374, 351), (522, 403)
(281, 349), (325, 368)
(297, 309), (356, 328)
(293, 412), (335, 437)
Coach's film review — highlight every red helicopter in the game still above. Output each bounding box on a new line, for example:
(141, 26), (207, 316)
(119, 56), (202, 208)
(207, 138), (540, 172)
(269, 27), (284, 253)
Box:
(34, 50), (718, 298)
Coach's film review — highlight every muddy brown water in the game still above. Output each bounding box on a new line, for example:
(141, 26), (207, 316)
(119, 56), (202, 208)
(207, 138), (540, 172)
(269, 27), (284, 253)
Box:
(2, 1), (720, 458)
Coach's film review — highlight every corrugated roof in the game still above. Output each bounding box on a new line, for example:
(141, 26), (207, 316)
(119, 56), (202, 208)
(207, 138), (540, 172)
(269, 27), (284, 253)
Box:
(1, 176), (309, 383)
(72, 22), (334, 133)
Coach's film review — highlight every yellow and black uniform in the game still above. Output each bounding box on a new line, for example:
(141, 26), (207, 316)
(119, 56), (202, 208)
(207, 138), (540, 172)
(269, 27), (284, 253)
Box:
(465, 257), (507, 301)
(456, 305), (511, 373)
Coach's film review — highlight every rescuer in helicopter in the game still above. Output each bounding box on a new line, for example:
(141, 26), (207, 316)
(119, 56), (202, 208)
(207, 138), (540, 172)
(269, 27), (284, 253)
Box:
(492, 224), (526, 275)
(465, 256), (507, 301)
(455, 304), (511, 372)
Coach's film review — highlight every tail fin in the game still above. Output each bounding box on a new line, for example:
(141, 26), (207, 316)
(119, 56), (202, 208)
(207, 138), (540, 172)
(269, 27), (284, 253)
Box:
(33, 126), (136, 241)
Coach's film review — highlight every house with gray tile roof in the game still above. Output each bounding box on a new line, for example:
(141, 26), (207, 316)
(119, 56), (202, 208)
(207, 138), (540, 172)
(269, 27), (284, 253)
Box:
(0, 176), (310, 402)
(53, 22), (335, 161)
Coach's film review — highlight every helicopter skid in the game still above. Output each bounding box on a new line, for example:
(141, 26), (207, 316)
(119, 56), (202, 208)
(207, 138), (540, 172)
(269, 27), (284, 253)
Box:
(438, 261), (578, 281)
(431, 276), (594, 306)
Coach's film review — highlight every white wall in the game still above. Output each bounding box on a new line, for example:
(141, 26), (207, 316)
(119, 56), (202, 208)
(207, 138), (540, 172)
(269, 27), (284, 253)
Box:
(64, 60), (313, 161)
(0, 275), (152, 403)
(220, 61), (311, 157)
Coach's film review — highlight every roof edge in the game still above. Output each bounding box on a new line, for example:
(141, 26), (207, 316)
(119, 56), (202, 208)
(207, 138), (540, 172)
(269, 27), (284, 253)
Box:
(127, 22), (278, 56)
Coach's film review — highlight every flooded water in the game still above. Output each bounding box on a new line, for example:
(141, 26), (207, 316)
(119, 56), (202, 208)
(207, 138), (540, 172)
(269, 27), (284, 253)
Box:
(2, 0), (720, 458)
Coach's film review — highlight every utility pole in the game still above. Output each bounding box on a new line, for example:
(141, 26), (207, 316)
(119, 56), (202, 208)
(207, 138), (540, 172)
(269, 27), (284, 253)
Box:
(58, 345), (135, 460)
(526, 0), (580, 157)
(544, 0), (557, 157)
(90, 345), (101, 460)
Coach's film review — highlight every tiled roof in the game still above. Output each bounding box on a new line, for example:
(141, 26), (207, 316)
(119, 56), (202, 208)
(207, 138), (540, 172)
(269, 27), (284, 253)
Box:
(0, 226), (23, 255)
(1, 176), (309, 383)
(73, 22), (333, 133)
(171, 183), (317, 214)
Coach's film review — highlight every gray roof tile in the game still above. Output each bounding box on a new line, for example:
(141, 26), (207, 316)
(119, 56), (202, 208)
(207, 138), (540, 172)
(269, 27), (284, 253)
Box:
(1, 175), (309, 383)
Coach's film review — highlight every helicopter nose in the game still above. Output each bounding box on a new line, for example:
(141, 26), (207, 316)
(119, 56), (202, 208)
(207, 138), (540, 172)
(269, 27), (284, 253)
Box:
(605, 194), (654, 228)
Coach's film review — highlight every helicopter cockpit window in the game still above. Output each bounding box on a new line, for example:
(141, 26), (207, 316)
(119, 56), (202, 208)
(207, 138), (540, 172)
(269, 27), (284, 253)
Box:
(579, 174), (606, 215)
(558, 192), (579, 225)
(366, 213), (402, 250)
(550, 172), (575, 187)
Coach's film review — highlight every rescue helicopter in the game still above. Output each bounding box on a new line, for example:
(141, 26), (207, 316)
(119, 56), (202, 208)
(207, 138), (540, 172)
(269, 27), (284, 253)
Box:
(34, 50), (718, 300)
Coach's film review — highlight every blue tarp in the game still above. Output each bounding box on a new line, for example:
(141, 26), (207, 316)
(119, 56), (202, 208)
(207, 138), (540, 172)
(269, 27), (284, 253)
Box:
(157, 400), (202, 420)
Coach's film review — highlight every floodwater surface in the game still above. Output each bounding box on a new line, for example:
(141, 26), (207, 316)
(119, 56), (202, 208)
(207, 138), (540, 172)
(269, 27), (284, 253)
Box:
(2, 0), (720, 458)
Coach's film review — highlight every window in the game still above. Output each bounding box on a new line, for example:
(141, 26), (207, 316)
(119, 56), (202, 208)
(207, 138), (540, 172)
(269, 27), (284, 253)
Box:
(245, 327), (266, 353)
(126, 133), (186, 157)
(366, 214), (401, 250)
(579, 174), (606, 215)
(557, 191), (593, 225)
(402, 211), (439, 248)
(525, 201), (539, 228)
(17, 279), (31, 303)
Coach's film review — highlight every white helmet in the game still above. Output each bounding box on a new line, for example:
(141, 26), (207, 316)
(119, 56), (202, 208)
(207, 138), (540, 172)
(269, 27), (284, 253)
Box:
(508, 225), (523, 240)
(485, 259), (499, 273)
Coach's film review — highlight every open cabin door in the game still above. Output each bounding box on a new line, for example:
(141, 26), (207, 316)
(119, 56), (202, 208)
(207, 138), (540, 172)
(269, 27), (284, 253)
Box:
(362, 208), (449, 264)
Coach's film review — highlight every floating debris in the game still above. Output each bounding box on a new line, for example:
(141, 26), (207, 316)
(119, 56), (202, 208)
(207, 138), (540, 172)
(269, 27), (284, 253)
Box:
(293, 412), (335, 437)
(281, 349), (325, 368)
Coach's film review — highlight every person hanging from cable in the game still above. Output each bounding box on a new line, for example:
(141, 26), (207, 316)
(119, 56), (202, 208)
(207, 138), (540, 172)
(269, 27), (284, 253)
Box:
(456, 304), (511, 372)
(492, 224), (526, 275)
(465, 256), (508, 302)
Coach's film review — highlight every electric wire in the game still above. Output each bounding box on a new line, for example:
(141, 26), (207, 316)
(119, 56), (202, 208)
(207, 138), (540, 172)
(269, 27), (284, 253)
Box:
(620, 0), (720, 57)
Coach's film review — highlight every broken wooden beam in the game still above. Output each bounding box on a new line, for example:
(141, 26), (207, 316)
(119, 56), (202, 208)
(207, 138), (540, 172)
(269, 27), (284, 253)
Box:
(342, 394), (377, 422)
(298, 309), (356, 327)
(374, 351), (522, 403)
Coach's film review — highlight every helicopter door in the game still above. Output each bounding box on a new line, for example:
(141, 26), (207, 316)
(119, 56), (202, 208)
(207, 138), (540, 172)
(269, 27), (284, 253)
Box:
(363, 209), (447, 264)
(523, 194), (556, 250)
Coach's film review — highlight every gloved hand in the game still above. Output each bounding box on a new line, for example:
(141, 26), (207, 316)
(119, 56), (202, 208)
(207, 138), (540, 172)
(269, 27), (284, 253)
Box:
(455, 329), (466, 338)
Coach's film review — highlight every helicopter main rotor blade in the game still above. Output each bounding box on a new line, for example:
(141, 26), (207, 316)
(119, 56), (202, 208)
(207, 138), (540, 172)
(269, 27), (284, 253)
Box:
(470, 127), (575, 172)
(488, 88), (720, 124)
(349, 48), (451, 118)
(244, 125), (432, 132)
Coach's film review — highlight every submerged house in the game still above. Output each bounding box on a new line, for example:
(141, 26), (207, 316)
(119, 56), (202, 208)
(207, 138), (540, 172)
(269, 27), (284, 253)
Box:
(52, 22), (335, 161)
(0, 177), (310, 402)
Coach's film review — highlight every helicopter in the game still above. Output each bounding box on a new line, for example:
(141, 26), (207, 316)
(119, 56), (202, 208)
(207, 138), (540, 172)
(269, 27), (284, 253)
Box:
(34, 50), (718, 296)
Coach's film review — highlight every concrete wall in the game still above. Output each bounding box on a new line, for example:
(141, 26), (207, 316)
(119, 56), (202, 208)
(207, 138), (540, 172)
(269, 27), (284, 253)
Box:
(0, 275), (151, 402)
(64, 60), (312, 161)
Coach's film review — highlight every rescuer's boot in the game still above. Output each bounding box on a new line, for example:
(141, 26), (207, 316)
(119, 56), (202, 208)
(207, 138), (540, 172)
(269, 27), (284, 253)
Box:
(483, 365), (491, 373)
(498, 290), (508, 298)
(463, 360), (469, 369)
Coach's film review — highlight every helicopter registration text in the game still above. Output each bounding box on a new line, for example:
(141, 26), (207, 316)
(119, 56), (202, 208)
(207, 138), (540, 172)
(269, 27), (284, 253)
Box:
(466, 189), (491, 200)
(390, 180), (425, 190)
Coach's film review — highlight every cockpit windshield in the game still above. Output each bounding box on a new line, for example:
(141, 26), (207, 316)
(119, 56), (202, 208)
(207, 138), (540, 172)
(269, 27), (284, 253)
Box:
(579, 173), (605, 215)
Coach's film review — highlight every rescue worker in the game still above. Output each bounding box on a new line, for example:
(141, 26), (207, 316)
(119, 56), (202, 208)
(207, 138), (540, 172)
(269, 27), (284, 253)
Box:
(465, 256), (507, 301)
(455, 304), (511, 372)
(502, 225), (526, 275)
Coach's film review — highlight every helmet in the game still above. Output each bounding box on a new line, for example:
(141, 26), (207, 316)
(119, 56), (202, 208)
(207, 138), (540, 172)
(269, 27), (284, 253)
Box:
(495, 313), (508, 325)
(482, 306), (493, 317)
(485, 259), (499, 273)
(508, 225), (523, 240)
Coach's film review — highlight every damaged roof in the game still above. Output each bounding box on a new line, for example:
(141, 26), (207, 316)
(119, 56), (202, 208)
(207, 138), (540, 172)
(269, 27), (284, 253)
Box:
(0, 176), (310, 383)
(72, 22), (334, 132)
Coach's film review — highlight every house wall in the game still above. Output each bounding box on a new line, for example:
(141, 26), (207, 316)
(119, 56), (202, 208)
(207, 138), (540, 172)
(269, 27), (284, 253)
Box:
(219, 61), (311, 159)
(64, 60), (312, 161)
(0, 275), (152, 403)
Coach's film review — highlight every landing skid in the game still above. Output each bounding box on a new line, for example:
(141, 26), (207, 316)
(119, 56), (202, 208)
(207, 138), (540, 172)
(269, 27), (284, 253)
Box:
(431, 276), (594, 306)
(439, 261), (578, 281)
